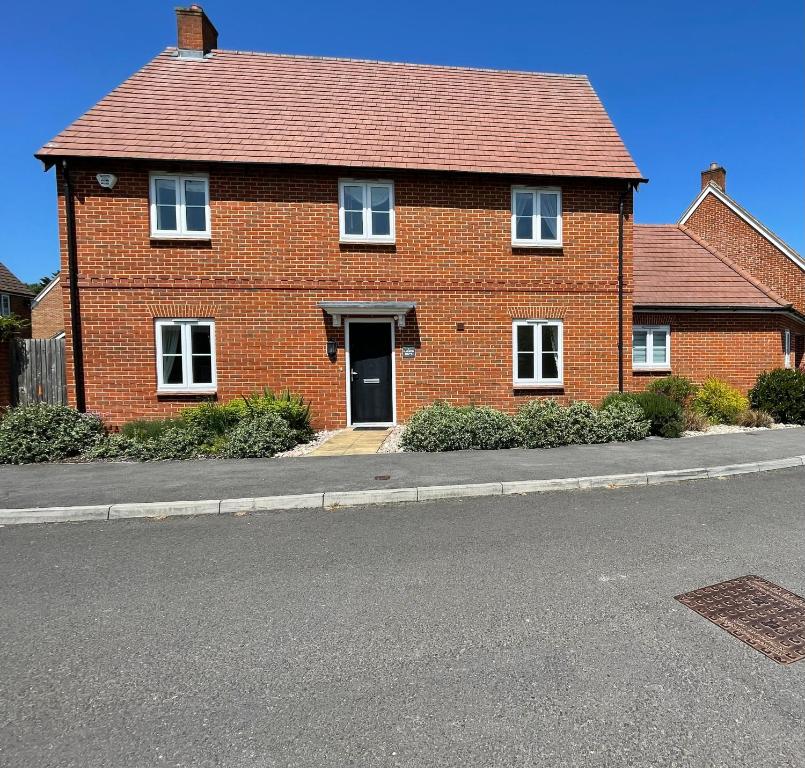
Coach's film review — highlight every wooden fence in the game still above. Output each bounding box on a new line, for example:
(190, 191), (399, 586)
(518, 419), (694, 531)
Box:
(11, 338), (67, 406)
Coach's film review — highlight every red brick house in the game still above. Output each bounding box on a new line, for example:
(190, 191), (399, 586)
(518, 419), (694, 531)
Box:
(633, 166), (805, 391)
(35, 6), (645, 428)
(31, 275), (65, 339)
(34, 7), (803, 429)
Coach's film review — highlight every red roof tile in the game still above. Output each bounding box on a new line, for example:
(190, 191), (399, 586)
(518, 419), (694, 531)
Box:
(634, 225), (789, 309)
(0, 262), (33, 296)
(37, 49), (643, 180)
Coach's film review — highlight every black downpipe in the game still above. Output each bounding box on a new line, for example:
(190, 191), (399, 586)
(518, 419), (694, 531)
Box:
(62, 160), (86, 412)
(617, 185), (628, 392)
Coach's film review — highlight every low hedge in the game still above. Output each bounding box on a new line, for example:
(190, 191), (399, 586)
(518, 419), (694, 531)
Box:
(218, 412), (297, 459)
(0, 404), (104, 464)
(601, 391), (685, 438)
(401, 403), (518, 452)
(646, 375), (697, 406)
(749, 368), (805, 425)
(402, 399), (649, 452)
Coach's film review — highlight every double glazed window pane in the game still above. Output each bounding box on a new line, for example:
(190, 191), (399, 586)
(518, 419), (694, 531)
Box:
(517, 325), (535, 380)
(370, 186), (391, 236)
(633, 330), (648, 365)
(155, 179), (178, 231)
(514, 192), (534, 240)
(541, 324), (560, 379)
(652, 330), (668, 364)
(190, 325), (213, 384)
(184, 180), (207, 232)
(343, 185), (364, 235)
(161, 325), (184, 384)
(540, 193), (559, 241)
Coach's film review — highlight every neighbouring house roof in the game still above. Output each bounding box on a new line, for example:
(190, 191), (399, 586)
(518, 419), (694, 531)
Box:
(679, 182), (805, 272)
(0, 262), (34, 297)
(36, 49), (643, 181)
(634, 224), (791, 310)
(31, 274), (60, 307)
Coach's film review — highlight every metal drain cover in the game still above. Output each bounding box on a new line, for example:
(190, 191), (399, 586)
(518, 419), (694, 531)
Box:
(675, 575), (805, 664)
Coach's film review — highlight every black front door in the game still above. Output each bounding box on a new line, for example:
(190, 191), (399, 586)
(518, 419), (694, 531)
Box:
(349, 322), (393, 424)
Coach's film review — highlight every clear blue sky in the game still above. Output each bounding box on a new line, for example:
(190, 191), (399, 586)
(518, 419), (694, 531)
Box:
(3, 0), (803, 283)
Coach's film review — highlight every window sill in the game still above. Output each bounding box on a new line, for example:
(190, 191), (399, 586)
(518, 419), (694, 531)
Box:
(511, 241), (563, 249)
(150, 234), (211, 242)
(339, 238), (396, 246)
(157, 389), (217, 396)
(513, 382), (564, 390)
(632, 367), (671, 373)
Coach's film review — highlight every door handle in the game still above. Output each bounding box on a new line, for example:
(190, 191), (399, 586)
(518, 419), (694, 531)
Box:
(351, 369), (358, 381)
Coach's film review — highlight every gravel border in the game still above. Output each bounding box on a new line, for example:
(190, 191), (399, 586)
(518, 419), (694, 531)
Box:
(378, 425), (405, 453)
(682, 423), (799, 439)
(275, 430), (343, 457)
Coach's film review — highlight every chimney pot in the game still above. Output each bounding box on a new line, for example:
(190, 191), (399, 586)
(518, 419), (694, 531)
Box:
(176, 5), (218, 57)
(701, 163), (726, 191)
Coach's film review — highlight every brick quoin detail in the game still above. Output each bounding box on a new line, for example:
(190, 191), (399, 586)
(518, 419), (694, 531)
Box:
(58, 161), (634, 428)
(31, 280), (64, 338)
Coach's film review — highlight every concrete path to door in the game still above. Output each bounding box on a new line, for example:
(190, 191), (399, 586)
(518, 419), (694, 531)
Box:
(308, 427), (392, 456)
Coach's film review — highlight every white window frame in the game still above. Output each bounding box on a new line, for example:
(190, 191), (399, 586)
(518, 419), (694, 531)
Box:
(149, 173), (211, 238)
(511, 186), (563, 247)
(512, 319), (564, 387)
(338, 179), (396, 243)
(632, 325), (671, 370)
(155, 318), (217, 392)
(0, 293), (10, 316)
(784, 329), (792, 368)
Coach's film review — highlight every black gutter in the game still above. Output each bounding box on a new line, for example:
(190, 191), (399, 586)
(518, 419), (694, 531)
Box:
(635, 304), (805, 323)
(61, 160), (86, 413)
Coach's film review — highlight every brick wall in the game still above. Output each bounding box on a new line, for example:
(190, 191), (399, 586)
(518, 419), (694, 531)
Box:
(632, 311), (805, 393)
(685, 193), (805, 315)
(57, 160), (633, 427)
(31, 279), (64, 338)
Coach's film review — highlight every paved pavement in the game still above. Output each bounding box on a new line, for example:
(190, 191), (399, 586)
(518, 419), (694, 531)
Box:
(309, 427), (391, 456)
(0, 428), (803, 509)
(1, 469), (804, 767)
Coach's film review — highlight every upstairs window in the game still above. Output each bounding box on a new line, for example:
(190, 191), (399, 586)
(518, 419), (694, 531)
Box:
(633, 325), (670, 369)
(511, 187), (562, 246)
(512, 320), (563, 386)
(339, 180), (395, 243)
(0, 294), (9, 316)
(155, 319), (216, 392)
(149, 174), (210, 238)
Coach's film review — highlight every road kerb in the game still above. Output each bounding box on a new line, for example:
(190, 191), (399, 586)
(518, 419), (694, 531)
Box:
(1, 455), (803, 526)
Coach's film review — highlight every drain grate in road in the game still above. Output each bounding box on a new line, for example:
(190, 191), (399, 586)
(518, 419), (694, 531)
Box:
(675, 575), (805, 664)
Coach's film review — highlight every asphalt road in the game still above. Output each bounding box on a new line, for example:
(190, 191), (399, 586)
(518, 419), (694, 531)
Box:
(1, 469), (804, 767)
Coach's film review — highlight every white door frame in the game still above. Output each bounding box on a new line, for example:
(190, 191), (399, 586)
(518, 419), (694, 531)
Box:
(344, 317), (397, 427)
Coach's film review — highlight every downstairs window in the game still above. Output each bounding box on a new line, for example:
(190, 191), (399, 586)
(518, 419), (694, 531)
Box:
(155, 319), (216, 392)
(633, 325), (670, 369)
(512, 320), (563, 386)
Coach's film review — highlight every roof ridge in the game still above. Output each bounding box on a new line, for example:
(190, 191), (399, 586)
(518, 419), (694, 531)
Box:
(678, 225), (790, 308)
(180, 47), (590, 80)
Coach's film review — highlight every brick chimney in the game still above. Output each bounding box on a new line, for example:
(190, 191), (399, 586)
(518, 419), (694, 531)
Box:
(701, 162), (726, 191)
(176, 5), (218, 57)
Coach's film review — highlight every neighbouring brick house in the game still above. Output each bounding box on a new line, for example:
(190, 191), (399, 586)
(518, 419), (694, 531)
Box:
(0, 262), (34, 407)
(633, 166), (805, 391)
(34, 7), (803, 428)
(31, 275), (64, 339)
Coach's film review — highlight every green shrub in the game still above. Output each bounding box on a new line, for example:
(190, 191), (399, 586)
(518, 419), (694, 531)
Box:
(401, 403), (517, 452)
(84, 423), (207, 462)
(218, 412), (297, 459)
(692, 378), (748, 424)
(601, 391), (684, 438)
(595, 400), (652, 443)
(646, 375), (697, 406)
(736, 409), (774, 429)
(182, 389), (313, 442)
(513, 400), (572, 448)
(0, 404), (104, 464)
(120, 417), (182, 441)
(749, 368), (805, 425)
